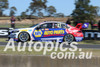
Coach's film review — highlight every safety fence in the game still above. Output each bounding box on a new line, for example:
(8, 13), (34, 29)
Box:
(82, 30), (100, 40)
(0, 28), (12, 38)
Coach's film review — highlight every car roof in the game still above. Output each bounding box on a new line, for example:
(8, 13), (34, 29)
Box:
(40, 21), (65, 24)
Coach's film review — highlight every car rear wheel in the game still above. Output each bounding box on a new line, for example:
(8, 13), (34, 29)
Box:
(64, 34), (74, 43)
(18, 32), (30, 42)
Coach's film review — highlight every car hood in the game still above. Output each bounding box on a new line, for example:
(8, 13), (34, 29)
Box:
(17, 28), (34, 30)
(11, 27), (35, 32)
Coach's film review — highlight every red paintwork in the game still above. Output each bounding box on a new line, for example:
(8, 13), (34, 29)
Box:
(75, 23), (83, 30)
(66, 25), (83, 37)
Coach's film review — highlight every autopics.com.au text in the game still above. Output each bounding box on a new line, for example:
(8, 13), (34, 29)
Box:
(4, 39), (93, 59)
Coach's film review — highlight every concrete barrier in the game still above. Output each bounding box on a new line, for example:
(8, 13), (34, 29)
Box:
(0, 55), (100, 67)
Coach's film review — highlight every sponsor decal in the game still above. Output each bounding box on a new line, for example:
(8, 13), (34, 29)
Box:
(28, 29), (32, 32)
(0, 29), (8, 36)
(44, 30), (64, 35)
(45, 28), (49, 31)
(44, 30), (64, 37)
(82, 30), (100, 40)
(0, 28), (9, 37)
(75, 37), (83, 41)
(44, 31), (53, 35)
(34, 30), (42, 37)
(20, 29), (28, 31)
(85, 32), (100, 38)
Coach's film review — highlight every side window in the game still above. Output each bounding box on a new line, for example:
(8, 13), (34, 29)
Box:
(40, 23), (52, 29)
(61, 24), (66, 28)
(66, 25), (70, 28)
(54, 23), (61, 28)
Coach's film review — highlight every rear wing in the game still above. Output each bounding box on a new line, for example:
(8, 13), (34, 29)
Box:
(76, 23), (89, 30)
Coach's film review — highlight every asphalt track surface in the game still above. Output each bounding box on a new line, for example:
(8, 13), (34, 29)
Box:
(0, 42), (100, 49)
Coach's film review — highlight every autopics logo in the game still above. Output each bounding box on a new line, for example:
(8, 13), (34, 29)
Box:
(4, 39), (93, 59)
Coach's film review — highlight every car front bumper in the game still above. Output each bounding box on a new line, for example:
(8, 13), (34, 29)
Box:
(8, 33), (18, 41)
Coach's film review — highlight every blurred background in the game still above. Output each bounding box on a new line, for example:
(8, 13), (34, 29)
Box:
(0, 0), (100, 44)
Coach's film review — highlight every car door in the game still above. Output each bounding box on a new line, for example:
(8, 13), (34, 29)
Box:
(50, 23), (67, 41)
(41, 23), (67, 41)
(32, 23), (53, 41)
(41, 23), (65, 41)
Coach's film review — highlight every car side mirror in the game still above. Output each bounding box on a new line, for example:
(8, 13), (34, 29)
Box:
(36, 27), (40, 30)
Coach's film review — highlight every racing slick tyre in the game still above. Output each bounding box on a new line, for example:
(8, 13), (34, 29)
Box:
(64, 34), (74, 43)
(18, 32), (30, 42)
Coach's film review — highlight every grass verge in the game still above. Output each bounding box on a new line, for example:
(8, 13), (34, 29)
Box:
(0, 46), (99, 56)
(0, 24), (32, 28)
(78, 40), (100, 45)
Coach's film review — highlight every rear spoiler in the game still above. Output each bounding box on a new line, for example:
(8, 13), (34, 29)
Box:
(76, 23), (89, 30)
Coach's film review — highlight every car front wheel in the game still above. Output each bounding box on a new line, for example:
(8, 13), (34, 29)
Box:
(18, 32), (30, 42)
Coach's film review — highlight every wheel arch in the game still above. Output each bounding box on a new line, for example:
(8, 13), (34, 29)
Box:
(63, 33), (75, 42)
(18, 31), (31, 41)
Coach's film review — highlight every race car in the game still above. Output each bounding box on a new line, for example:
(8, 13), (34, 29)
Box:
(8, 21), (89, 42)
